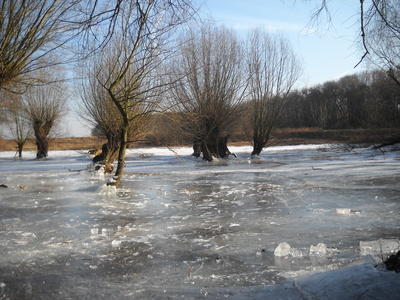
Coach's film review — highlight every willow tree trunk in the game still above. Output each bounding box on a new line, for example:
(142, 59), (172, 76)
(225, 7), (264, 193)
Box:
(251, 127), (271, 156)
(251, 116), (273, 156)
(16, 141), (24, 158)
(35, 137), (48, 158)
(93, 141), (120, 173)
(33, 120), (53, 158)
(193, 141), (201, 158)
(250, 106), (283, 156)
(109, 121), (129, 186)
(251, 141), (266, 156)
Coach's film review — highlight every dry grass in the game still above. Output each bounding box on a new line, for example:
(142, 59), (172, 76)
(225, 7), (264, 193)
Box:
(0, 137), (106, 152)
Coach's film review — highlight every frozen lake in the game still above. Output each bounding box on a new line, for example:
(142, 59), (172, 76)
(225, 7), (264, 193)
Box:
(0, 144), (399, 299)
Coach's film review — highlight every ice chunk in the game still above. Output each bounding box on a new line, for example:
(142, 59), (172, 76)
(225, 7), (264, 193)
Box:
(101, 228), (113, 236)
(335, 208), (352, 215)
(310, 243), (328, 256)
(289, 248), (303, 258)
(111, 239), (122, 247)
(360, 239), (400, 256)
(274, 242), (291, 257)
(90, 228), (99, 235)
(0, 282), (5, 296)
(335, 208), (361, 215)
(274, 242), (303, 257)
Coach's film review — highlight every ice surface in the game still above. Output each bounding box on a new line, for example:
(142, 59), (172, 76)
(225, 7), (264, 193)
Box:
(0, 145), (399, 299)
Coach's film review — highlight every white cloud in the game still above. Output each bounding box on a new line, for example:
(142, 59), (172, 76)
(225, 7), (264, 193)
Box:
(213, 14), (305, 32)
(333, 69), (354, 80)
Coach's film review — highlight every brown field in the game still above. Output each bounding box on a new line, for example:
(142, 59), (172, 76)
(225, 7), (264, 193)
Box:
(0, 136), (106, 152)
(0, 128), (399, 152)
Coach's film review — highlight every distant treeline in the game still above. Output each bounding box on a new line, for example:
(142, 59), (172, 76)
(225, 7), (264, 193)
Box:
(276, 69), (400, 130)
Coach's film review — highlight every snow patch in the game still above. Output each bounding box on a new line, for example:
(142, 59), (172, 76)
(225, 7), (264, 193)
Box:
(97, 184), (116, 196)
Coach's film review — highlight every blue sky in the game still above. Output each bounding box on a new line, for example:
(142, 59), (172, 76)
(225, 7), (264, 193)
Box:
(201, 0), (365, 88)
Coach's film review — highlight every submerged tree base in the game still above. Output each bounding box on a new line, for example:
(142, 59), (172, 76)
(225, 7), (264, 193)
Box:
(92, 143), (119, 174)
(251, 141), (267, 156)
(193, 136), (236, 161)
(35, 138), (49, 159)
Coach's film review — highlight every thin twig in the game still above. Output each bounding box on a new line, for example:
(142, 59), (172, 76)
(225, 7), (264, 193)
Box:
(355, 0), (369, 68)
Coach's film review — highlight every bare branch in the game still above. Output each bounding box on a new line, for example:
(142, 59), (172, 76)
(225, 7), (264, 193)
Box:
(0, 0), (82, 90)
(355, 0), (370, 68)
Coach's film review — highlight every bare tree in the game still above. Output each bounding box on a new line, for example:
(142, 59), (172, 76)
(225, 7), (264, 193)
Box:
(169, 23), (246, 161)
(0, 0), (82, 90)
(79, 76), (122, 173)
(24, 80), (67, 158)
(1, 91), (32, 157)
(363, 1), (400, 87)
(80, 60), (154, 174)
(88, 0), (196, 186)
(246, 29), (302, 156)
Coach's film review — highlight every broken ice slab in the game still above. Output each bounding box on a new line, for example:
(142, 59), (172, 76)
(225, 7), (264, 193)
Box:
(335, 208), (361, 215)
(360, 239), (400, 256)
(274, 242), (303, 257)
(310, 243), (328, 256)
(289, 248), (303, 258)
(336, 208), (351, 215)
(90, 228), (100, 235)
(274, 242), (291, 257)
(111, 239), (122, 247)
